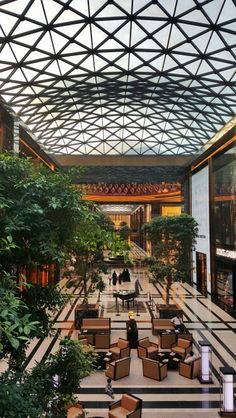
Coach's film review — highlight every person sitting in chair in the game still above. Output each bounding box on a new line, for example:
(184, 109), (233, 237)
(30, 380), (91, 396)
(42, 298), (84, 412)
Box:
(184, 350), (197, 364)
(171, 313), (183, 331)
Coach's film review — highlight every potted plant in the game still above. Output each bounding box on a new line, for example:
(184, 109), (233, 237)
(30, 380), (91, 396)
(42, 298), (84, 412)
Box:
(143, 214), (198, 317)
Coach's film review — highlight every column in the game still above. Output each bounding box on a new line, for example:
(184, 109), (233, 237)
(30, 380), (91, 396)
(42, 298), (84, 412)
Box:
(198, 340), (213, 383)
(219, 367), (236, 417)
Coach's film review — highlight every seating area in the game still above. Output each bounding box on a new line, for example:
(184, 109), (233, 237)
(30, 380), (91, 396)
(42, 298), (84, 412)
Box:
(10, 267), (235, 417)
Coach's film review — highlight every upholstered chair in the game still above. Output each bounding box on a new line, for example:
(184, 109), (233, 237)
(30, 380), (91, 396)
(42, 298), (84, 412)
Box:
(109, 338), (130, 361)
(137, 337), (158, 359)
(171, 337), (192, 359)
(142, 357), (167, 381)
(179, 357), (201, 379)
(108, 392), (142, 418)
(105, 356), (131, 381)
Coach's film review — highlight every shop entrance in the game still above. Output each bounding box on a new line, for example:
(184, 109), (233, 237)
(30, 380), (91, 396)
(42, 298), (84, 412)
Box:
(216, 260), (236, 308)
(196, 252), (207, 295)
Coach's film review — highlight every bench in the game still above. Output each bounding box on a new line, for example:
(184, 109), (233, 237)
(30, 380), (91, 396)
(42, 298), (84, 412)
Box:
(81, 317), (111, 333)
(152, 318), (174, 335)
(80, 318), (111, 348)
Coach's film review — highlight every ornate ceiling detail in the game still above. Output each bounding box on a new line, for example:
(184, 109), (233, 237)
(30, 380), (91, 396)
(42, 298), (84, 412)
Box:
(81, 182), (181, 196)
(0, 0), (235, 155)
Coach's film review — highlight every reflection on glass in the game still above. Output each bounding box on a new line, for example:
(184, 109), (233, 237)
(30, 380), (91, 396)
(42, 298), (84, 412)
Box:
(212, 145), (236, 249)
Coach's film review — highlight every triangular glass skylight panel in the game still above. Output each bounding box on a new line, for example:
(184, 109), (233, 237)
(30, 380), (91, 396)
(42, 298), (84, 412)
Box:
(117, 0), (132, 13)
(96, 3), (126, 18)
(70, 0), (89, 16)
(26, 0), (47, 24)
(202, 0), (224, 23)
(206, 32), (227, 53)
(138, 4), (168, 19)
(44, 0), (63, 22)
(153, 25), (171, 48)
(75, 26), (92, 49)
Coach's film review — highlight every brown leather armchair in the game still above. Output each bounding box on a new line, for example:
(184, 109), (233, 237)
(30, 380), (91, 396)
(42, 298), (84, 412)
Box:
(67, 402), (84, 418)
(171, 337), (192, 359)
(108, 392), (142, 418)
(137, 337), (158, 359)
(179, 357), (201, 379)
(142, 357), (167, 381)
(105, 356), (131, 381)
(109, 338), (130, 361)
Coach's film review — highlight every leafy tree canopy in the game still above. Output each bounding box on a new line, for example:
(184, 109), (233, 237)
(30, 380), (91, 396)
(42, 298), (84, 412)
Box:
(0, 153), (84, 270)
(143, 214), (198, 304)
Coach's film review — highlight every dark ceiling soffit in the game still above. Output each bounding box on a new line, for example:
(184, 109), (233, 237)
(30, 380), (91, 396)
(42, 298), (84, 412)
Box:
(185, 124), (236, 175)
(19, 125), (60, 168)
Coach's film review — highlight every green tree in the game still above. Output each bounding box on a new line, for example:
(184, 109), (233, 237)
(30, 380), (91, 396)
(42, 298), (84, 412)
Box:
(22, 284), (66, 338)
(0, 338), (96, 418)
(143, 214), (198, 305)
(0, 153), (84, 273)
(119, 222), (132, 241)
(0, 237), (39, 358)
(71, 204), (128, 300)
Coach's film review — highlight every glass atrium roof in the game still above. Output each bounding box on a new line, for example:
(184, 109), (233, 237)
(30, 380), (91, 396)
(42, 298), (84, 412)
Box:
(0, 0), (235, 155)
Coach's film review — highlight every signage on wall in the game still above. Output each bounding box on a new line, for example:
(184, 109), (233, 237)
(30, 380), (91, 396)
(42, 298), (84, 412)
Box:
(216, 248), (236, 260)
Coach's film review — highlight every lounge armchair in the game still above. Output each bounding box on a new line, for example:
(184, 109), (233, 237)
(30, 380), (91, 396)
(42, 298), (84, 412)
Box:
(109, 338), (130, 361)
(67, 402), (84, 418)
(142, 357), (167, 381)
(137, 337), (158, 359)
(179, 357), (201, 379)
(108, 392), (142, 418)
(105, 356), (131, 381)
(171, 337), (192, 359)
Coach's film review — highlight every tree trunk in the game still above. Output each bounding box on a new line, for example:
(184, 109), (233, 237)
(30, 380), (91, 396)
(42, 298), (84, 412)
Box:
(165, 277), (172, 305)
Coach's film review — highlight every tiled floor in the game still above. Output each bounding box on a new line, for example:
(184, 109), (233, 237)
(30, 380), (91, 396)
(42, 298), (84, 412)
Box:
(2, 268), (235, 417)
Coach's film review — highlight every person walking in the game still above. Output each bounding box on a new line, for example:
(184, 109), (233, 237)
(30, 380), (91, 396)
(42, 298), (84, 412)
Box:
(134, 277), (141, 296)
(112, 271), (117, 286)
(105, 377), (114, 399)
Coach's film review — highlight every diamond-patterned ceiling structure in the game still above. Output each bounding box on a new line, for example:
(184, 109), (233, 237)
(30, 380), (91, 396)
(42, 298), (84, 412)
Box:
(0, 0), (235, 156)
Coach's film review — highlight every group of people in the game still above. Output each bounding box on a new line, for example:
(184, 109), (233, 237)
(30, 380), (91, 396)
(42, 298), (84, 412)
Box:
(110, 268), (131, 286)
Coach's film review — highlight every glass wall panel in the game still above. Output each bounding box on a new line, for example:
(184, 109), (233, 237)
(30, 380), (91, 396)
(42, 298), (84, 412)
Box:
(215, 261), (234, 308)
(212, 144), (236, 250)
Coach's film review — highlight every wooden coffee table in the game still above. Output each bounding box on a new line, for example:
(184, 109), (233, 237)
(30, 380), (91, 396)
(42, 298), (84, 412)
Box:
(156, 351), (181, 370)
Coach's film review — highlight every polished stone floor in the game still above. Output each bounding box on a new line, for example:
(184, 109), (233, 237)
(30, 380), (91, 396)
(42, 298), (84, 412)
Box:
(1, 267), (236, 418)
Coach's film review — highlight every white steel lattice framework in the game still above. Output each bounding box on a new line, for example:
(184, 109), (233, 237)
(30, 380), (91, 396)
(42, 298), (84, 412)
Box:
(0, 0), (235, 155)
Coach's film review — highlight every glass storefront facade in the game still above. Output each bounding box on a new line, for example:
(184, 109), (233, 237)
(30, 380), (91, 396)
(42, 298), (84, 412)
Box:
(212, 143), (236, 308)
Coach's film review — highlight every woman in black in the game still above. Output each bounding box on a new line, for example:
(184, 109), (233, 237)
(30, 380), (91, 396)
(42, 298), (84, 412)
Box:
(112, 271), (117, 286)
(126, 316), (138, 348)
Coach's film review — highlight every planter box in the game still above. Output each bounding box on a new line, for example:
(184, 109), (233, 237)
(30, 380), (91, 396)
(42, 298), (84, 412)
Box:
(74, 303), (99, 329)
(156, 304), (182, 319)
